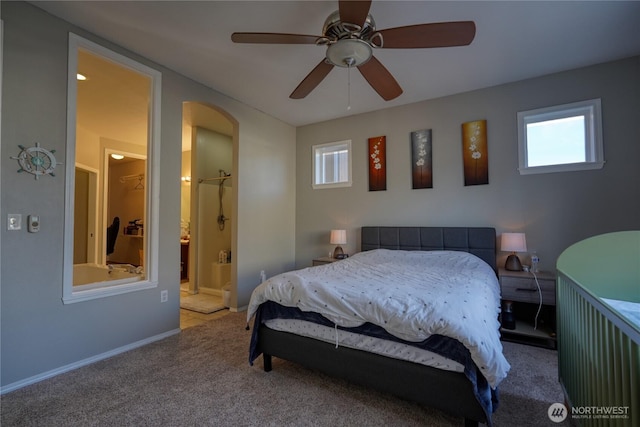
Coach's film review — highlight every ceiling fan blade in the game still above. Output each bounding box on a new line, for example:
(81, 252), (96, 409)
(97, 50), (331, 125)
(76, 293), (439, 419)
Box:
(339, 0), (372, 28)
(376, 21), (476, 48)
(357, 56), (402, 101)
(290, 60), (335, 99)
(231, 32), (320, 44)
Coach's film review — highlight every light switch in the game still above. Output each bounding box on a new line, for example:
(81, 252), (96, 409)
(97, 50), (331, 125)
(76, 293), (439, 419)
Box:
(7, 214), (22, 231)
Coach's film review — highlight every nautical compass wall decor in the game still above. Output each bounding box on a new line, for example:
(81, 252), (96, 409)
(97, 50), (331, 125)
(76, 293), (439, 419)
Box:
(11, 142), (62, 179)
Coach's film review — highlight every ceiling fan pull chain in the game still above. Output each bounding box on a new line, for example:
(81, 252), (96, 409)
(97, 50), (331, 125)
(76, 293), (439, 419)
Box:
(344, 57), (356, 111)
(347, 64), (352, 110)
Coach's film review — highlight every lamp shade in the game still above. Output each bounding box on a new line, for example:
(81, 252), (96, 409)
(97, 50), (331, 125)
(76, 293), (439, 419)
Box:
(330, 229), (347, 245)
(501, 233), (527, 253)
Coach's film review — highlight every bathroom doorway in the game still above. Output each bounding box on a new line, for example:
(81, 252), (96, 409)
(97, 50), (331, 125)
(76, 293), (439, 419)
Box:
(179, 102), (236, 322)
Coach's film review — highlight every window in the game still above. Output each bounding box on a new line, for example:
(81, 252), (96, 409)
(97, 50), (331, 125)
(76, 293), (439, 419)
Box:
(517, 99), (604, 175)
(312, 140), (352, 189)
(63, 34), (161, 303)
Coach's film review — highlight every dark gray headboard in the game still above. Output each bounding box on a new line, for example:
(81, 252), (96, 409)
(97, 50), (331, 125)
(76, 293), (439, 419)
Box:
(361, 226), (497, 271)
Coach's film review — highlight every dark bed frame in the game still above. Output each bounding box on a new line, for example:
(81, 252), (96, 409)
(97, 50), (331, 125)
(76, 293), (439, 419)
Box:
(256, 227), (497, 427)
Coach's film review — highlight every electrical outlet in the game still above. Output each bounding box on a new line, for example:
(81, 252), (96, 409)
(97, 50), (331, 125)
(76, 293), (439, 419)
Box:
(160, 290), (168, 303)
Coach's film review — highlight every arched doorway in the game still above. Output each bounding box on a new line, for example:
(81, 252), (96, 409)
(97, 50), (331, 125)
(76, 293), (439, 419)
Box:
(179, 102), (238, 327)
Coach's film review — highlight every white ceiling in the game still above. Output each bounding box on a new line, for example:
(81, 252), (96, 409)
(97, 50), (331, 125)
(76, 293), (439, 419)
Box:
(32, 1), (640, 128)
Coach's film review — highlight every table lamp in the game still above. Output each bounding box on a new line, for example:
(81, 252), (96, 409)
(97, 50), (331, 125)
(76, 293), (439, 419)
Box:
(501, 232), (527, 271)
(330, 229), (347, 259)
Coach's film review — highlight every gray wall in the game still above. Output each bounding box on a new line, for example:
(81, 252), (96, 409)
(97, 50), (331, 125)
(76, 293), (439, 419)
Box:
(296, 56), (640, 272)
(1, 2), (296, 389)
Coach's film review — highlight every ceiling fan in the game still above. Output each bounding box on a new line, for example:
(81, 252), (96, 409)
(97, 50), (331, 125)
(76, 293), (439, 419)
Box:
(231, 0), (476, 101)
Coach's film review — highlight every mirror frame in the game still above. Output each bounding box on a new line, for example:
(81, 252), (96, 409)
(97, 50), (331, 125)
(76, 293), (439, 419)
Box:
(62, 33), (161, 304)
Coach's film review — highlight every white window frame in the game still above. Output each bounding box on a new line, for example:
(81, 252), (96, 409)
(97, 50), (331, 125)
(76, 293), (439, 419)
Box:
(517, 98), (604, 175)
(62, 33), (161, 303)
(312, 140), (352, 189)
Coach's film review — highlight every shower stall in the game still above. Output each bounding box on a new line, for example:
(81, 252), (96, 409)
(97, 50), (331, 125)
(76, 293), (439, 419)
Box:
(196, 171), (232, 297)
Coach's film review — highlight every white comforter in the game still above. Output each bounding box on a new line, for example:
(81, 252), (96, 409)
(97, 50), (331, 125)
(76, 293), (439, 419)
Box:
(247, 249), (510, 388)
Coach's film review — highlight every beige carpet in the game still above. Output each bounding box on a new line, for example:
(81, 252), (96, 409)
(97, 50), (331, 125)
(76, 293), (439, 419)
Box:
(180, 293), (226, 314)
(1, 312), (569, 426)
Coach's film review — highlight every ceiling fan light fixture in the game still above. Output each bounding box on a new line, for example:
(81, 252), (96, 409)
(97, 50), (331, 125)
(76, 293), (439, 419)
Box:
(326, 38), (372, 68)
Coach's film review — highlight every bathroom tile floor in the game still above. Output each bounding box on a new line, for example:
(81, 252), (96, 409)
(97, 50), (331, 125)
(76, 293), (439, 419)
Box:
(180, 290), (230, 329)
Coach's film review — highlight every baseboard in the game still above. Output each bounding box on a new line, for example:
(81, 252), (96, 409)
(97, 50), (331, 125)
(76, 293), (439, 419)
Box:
(1, 328), (181, 395)
(230, 304), (247, 312)
(198, 287), (223, 296)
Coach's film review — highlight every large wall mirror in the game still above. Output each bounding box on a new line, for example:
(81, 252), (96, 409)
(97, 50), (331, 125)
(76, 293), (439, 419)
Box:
(63, 34), (161, 303)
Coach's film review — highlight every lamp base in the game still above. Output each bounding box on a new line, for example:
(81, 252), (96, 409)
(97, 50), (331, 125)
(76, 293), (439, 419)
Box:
(505, 254), (523, 271)
(333, 246), (344, 259)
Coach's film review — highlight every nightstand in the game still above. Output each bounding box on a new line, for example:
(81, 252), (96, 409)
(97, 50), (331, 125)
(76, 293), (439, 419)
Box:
(312, 257), (339, 266)
(498, 268), (557, 348)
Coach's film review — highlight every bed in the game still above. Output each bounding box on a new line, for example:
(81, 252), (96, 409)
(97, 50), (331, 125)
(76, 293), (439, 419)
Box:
(247, 226), (508, 427)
